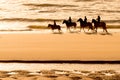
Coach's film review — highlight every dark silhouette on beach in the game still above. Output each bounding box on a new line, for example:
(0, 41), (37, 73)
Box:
(92, 19), (108, 33)
(63, 19), (77, 31)
(68, 16), (72, 23)
(53, 20), (57, 26)
(84, 16), (87, 24)
(48, 20), (61, 33)
(77, 18), (93, 32)
(48, 22), (61, 33)
(96, 15), (101, 23)
(46, 16), (109, 34)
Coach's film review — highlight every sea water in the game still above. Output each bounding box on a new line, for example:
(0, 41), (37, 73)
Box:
(0, 63), (119, 73)
(0, 0), (120, 30)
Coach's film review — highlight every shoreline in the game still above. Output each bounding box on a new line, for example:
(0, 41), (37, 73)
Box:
(0, 24), (120, 32)
(0, 28), (119, 34)
(0, 60), (120, 64)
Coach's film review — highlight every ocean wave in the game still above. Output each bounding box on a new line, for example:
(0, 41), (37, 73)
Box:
(27, 25), (49, 29)
(63, 8), (120, 13)
(62, 9), (81, 12)
(103, 0), (118, 2)
(90, 1), (106, 6)
(0, 29), (32, 32)
(0, 18), (119, 24)
(100, 10), (120, 13)
(104, 20), (120, 23)
(23, 3), (78, 8)
(38, 10), (56, 13)
(62, 8), (98, 12)
(75, 0), (117, 2)
(0, 18), (63, 22)
(75, 0), (96, 2)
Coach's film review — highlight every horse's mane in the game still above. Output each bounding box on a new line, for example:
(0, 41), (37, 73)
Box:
(48, 24), (52, 25)
(92, 19), (97, 22)
(63, 19), (69, 22)
(78, 18), (84, 22)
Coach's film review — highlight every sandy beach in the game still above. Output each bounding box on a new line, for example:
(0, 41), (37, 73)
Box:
(0, 29), (120, 60)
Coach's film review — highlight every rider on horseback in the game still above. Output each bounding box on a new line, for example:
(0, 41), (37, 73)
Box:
(96, 15), (101, 23)
(68, 16), (72, 24)
(84, 16), (87, 24)
(53, 20), (57, 26)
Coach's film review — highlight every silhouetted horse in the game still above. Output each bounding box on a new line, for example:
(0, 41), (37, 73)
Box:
(77, 18), (93, 32)
(48, 24), (61, 33)
(63, 20), (77, 31)
(92, 19), (108, 33)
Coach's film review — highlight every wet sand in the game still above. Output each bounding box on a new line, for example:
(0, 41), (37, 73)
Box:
(0, 29), (120, 60)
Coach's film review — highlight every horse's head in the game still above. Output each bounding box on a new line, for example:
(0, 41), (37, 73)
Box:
(92, 19), (96, 23)
(77, 18), (83, 22)
(48, 24), (51, 27)
(62, 20), (67, 24)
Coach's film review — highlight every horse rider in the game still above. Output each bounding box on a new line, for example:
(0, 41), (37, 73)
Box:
(68, 16), (72, 23)
(84, 16), (87, 24)
(53, 20), (57, 26)
(96, 15), (101, 23)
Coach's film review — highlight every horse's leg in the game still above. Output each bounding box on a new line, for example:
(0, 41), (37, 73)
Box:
(103, 28), (108, 34)
(69, 28), (71, 32)
(105, 29), (108, 33)
(74, 26), (76, 31)
(66, 27), (69, 32)
(88, 27), (92, 32)
(91, 26), (94, 32)
(103, 26), (106, 32)
(52, 30), (54, 33)
(80, 27), (81, 32)
(103, 25), (108, 33)
(103, 29), (104, 32)
(94, 26), (97, 33)
(93, 26), (96, 33)
(74, 26), (75, 31)
(67, 26), (71, 32)
(103, 28), (104, 32)
(88, 26), (90, 31)
(66, 27), (68, 32)
(93, 26), (96, 32)
(58, 27), (61, 33)
(87, 26), (90, 31)
(83, 27), (85, 32)
(67, 27), (70, 32)
(58, 30), (60, 33)
(90, 25), (94, 32)
(96, 27), (98, 33)
(60, 28), (62, 32)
